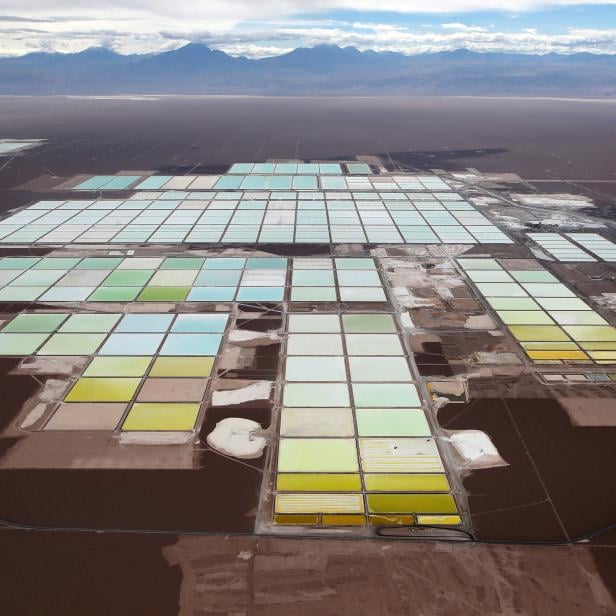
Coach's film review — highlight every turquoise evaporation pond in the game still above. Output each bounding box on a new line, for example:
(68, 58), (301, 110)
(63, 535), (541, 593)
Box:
(292, 176), (318, 190)
(268, 176), (293, 190)
(74, 176), (117, 190)
(73, 175), (141, 190)
(252, 163), (276, 173)
(115, 314), (174, 332)
(213, 175), (321, 191)
(101, 176), (141, 190)
(275, 164), (298, 174)
(228, 163), (342, 175)
(346, 163), (372, 174)
(99, 333), (165, 355)
(214, 176), (243, 190)
(0, 180), (514, 247)
(171, 314), (228, 333)
(241, 176), (269, 190)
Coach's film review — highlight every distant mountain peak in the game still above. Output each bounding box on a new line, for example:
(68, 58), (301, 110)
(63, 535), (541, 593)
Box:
(158, 43), (238, 62)
(170, 43), (225, 56)
(282, 44), (360, 56)
(263, 44), (367, 70)
(312, 44), (358, 53)
(176, 42), (212, 52)
(448, 48), (477, 55)
(137, 42), (241, 72)
(0, 44), (614, 96)
(76, 46), (120, 57)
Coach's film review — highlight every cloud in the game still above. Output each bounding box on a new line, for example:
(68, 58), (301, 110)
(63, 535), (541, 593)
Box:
(0, 14), (113, 23)
(1, 1), (616, 57)
(441, 23), (488, 32)
(0, 15), (56, 22)
(303, 25), (616, 55)
(165, 25), (616, 57)
(4, 0), (616, 23)
(4, 23), (616, 58)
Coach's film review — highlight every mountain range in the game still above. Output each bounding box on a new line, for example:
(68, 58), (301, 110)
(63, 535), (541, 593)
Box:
(1, 43), (615, 96)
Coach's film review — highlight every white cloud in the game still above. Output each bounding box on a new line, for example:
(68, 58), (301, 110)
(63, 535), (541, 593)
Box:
(217, 44), (295, 58)
(4, 23), (616, 57)
(192, 25), (616, 57)
(262, 24), (616, 55)
(441, 23), (488, 32)
(3, 0), (616, 23)
(1, 0), (616, 57)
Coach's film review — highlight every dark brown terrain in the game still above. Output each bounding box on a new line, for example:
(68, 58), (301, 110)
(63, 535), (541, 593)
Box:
(0, 96), (615, 615)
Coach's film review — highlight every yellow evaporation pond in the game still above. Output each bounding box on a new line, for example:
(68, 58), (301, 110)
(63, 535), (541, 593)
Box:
(367, 493), (458, 514)
(364, 474), (450, 492)
(369, 515), (415, 526)
(275, 493), (364, 514)
(508, 325), (570, 342)
(276, 474), (362, 492)
(579, 342), (616, 351)
(65, 377), (141, 402)
(563, 326), (616, 342)
(417, 515), (462, 526)
(521, 342), (580, 351)
(277, 439), (359, 472)
(122, 402), (200, 431)
(84, 356), (152, 377)
(322, 515), (365, 526)
(588, 351), (616, 361)
(149, 357), (214, 377)
(359, 438), (444, 473)
(274, 514), (319, 525)
(527, 350), (589, 361)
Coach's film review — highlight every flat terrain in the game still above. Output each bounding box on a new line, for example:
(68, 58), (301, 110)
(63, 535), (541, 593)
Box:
(1, 96), (616, 188)
(1, 530), (615, 616)
(1, 96), (615, 615)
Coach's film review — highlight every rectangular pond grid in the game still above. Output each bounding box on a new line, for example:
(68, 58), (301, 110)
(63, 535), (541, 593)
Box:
(272, 312), (460, 528)
(211, 174), (450, 192)
(0, 165), (527, 535)
(69, 172), (451, 193)
(0, 256), (289, 304)
(0, 255), (392, 305)
(0, 190), (511, 245)
(457, 258), (616, 364)
(74, 175), (142, 191)
(527, 233), (596, 262)
(228, 163), (343, 175)
(565, 233), (616, 262)
(0, 311), (229, 432)
(290, 258), (386, 302)
(540, 372), (616, 385)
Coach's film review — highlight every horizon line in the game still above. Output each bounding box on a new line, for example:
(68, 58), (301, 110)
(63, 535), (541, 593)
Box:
(3, 42), (616, 60)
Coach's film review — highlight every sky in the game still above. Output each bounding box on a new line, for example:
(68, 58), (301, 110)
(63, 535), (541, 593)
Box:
(1, 1), (616, 57)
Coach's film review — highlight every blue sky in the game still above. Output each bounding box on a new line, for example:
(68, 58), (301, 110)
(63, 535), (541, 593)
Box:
(292, 6), (616, 33)
(1, 1), (616, 57)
